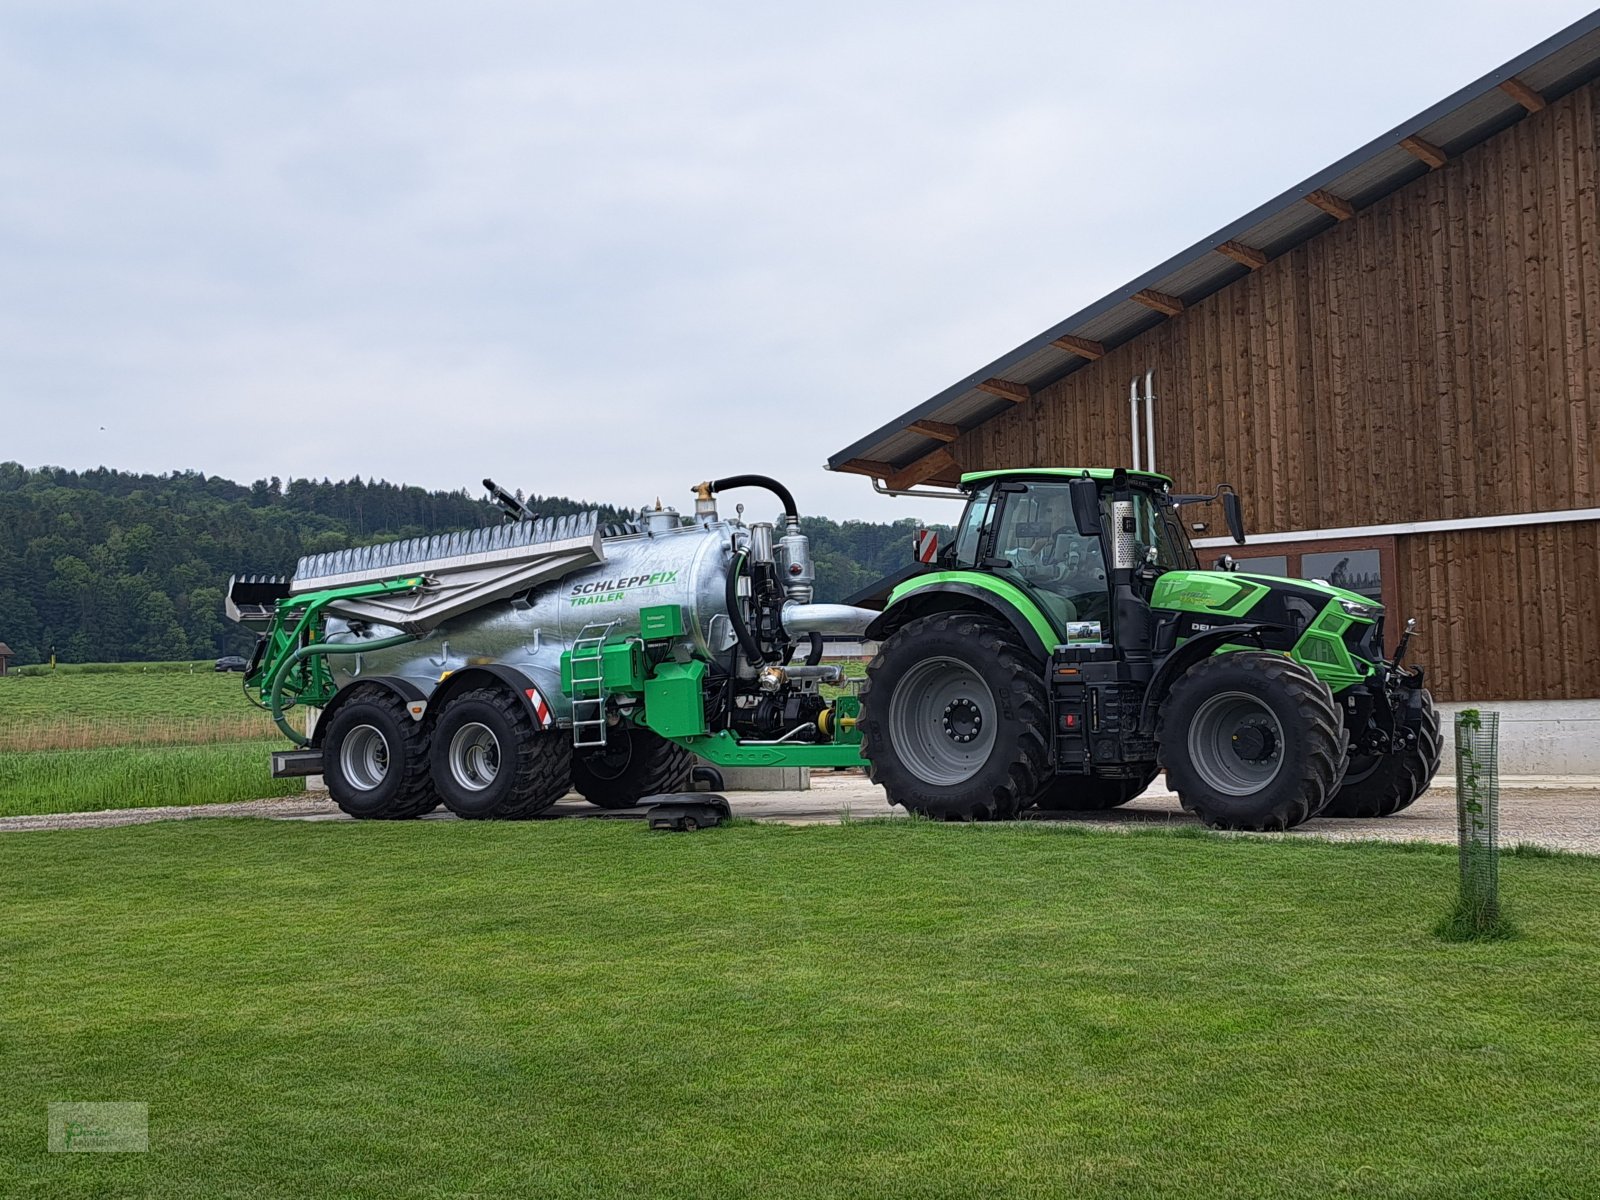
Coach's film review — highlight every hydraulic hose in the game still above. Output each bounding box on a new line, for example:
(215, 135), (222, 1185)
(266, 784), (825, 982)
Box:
(724, 549), (770, 667)
(267, 632), (422, 746)
(709, 474), (798, 523)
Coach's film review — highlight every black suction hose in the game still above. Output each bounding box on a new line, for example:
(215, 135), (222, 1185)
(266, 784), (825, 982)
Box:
(724, 549), (769, 666)
(710, 474), (798, 522)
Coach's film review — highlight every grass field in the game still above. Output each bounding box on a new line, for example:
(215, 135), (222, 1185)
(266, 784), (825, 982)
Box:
(3, 818), (1596, 1198)
(0, 742), (301, 817)
(0, 668), (291, 814)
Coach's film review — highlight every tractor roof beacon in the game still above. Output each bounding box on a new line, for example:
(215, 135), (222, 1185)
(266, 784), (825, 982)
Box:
(227, 467), (1438, 830)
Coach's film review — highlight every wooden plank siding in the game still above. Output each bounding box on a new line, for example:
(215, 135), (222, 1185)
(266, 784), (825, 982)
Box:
(948, 80), (1600, 701)
(1396, 522), (1600, 701)
(953, 78), (1600, 531)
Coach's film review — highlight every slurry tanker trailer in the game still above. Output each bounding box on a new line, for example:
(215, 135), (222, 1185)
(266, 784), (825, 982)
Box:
(229, 469), (1440, 830)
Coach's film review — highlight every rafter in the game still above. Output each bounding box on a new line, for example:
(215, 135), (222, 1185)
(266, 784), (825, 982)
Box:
(975, 378), (1030, 403)
(907, 418), (961, 443)
(1305, 189), (1355, 221)
(1132, 288), (1184, 317)
(887, 447), (961, 491)
(1050, 334), (1106, 359)
(835, 458), (899, 479)
(1499, 76), (1546, 113)
(1216, 240), (1268, 270)
(1400, 135), (1447, 169)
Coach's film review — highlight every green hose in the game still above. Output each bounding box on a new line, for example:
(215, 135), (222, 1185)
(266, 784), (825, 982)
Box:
(268, 632), (422, 746)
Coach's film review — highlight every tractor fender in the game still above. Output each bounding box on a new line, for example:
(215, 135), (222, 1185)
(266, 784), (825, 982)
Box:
(1139, 622), (1283, 731)
(310, 675), (428, 747)
(428, 664), (557, 731)
(866, 580), (1052, 661)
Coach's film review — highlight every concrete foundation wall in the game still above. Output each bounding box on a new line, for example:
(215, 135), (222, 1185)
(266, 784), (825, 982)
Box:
(1435, 699), (1600, 776)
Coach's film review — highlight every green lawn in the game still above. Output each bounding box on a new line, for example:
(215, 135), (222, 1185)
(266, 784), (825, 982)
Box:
(0, 742), (300, 817)
(3, 820), (1596, 1198)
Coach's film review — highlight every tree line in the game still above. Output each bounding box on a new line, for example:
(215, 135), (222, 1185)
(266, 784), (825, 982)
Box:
(0, 463), (947, 665)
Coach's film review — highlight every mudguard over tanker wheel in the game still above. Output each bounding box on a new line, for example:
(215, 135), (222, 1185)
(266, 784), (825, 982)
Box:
(572, 725), (695, 809)
(429, 687), (573, 819)
(859, 612), (1049, 821)
(1035, 767), (1161, 812)
(1321, 689), (1443, 818)
(1158, 652), (1344, 831)
(320, 685), (440, 819)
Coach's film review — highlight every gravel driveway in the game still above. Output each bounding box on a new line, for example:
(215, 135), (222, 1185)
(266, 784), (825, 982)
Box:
(3, 773), (1596, 854)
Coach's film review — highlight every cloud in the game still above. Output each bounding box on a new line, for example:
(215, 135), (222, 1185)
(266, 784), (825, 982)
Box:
(1, 0), (1593, 521)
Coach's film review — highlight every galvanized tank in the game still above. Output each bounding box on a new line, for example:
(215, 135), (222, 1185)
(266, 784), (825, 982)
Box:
(325, 519), (742, 719)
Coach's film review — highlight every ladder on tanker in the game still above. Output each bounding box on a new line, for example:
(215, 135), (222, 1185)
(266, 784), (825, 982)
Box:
(569, 621), (616, 749)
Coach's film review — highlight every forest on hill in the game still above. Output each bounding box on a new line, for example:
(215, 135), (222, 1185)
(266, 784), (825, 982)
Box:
(0, 463), (946, 665)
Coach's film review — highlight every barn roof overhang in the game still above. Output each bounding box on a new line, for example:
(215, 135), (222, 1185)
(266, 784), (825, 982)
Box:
(827, 9), (1600, 490)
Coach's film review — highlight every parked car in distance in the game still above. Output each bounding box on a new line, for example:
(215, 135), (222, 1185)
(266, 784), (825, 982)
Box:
(214, 655), (248, 673)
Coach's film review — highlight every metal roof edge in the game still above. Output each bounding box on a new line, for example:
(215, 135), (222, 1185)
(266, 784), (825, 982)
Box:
(828, 7), (1600, 472)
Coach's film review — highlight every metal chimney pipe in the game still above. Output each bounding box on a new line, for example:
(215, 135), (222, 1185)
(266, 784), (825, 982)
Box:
(1128, 377), (1142, 470)
(1144, 369), (1156, 473)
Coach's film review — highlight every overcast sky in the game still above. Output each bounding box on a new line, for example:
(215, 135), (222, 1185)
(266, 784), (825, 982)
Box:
(3, 1), (1594, 523)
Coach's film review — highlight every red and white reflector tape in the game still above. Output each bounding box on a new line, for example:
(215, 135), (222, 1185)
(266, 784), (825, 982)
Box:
(914, 529), (938, 564)
(525, 687), (552, 728)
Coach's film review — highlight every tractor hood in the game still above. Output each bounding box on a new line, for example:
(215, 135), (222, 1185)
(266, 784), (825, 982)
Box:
(1151, 569), (1381, 622)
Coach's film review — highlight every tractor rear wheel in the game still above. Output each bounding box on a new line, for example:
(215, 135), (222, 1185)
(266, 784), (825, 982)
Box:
(1158, 652), (1344, 831)
(1321, 689), (1443, 818)
(859, 611), (1049, 821)
(1035, 767), (1160, 812)
(320, 685), (440, 819)
(572, 725), (695, 809)
(430, 687), (572, 819)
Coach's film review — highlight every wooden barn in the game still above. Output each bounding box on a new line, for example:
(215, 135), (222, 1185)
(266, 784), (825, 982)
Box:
(829, 12), (1600, 772)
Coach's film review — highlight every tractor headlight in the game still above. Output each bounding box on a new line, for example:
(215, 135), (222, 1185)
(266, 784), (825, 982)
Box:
(1338, 598), (1381, 619)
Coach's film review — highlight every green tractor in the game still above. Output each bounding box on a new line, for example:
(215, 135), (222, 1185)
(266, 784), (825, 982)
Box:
(857, 468), (1441, 830)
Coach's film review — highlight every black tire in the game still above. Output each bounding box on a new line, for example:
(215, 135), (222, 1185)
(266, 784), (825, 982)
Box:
(572, 725), (694, 809)
(430, 687), (572, 819)
(320, 686), (440, 819)
(1035, 766), (1160, 811)
(1158, 652), (1344, 831)
(1321, 689), (1443, 818)
(858, 611), (1049, 821)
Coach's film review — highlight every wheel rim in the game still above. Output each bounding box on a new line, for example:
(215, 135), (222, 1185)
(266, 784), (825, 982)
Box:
(448, 722), (501, 792)
(887, 656), (997, 787)
(339, 724), (390, 791)
(1187, 691), (1285, 796)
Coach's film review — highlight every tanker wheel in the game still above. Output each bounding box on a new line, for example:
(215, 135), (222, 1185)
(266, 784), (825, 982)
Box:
(430, 687), (572, 819)
(1321, 689), (1443, 818)
(1035, 766), (1160, 812)
(572, 725), (694, 809)
(859, 611), (1049, 821)
(320, 685), (440, 819)
(1158, 652), (1343, 831)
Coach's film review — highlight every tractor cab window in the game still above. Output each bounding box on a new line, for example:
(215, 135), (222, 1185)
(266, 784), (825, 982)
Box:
(1134, 492), (1199, 571)
(993, 482), (1108, 625)
(952, 483), (996, 567)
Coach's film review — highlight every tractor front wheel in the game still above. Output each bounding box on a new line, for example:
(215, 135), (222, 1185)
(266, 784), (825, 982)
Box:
(320, 685), (440, 819)
(1321, 689), (1443, 818)
(859, 612), (1049, 821)
(1158, 652), (1344, 831)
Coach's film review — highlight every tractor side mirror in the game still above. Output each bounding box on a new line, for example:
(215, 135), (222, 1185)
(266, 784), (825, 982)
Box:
(1222, 491), (1246, 544)
(1069, 478), (1103, 538)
